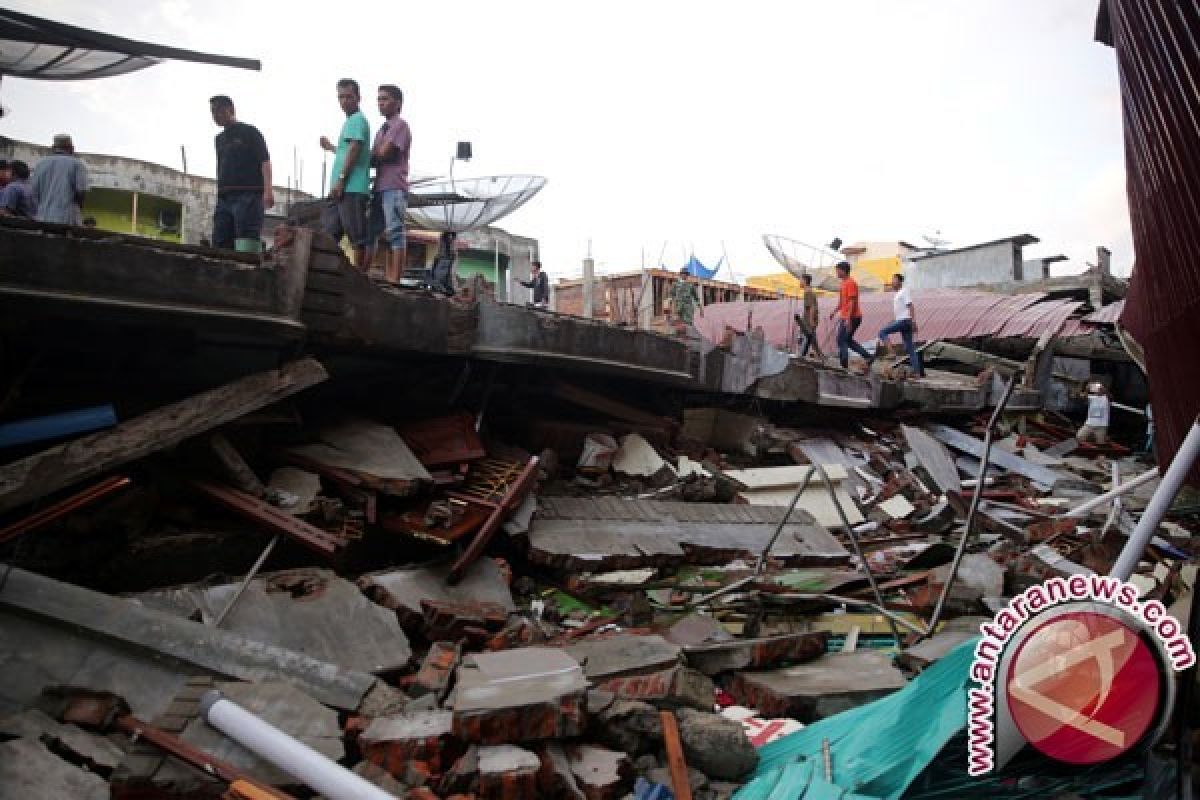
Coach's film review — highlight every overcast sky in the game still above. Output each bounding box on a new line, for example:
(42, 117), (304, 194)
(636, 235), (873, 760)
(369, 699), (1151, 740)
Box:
(3, 0), (1130, 280)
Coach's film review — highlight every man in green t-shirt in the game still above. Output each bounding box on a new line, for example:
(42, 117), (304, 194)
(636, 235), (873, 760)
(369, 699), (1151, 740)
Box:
(319, 78), (372, 270)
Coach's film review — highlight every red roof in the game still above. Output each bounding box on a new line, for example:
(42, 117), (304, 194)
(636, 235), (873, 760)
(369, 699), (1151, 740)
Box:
(694, 289), (1088, 351)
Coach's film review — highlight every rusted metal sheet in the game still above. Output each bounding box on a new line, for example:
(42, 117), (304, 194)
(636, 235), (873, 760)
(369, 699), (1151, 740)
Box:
(397, 412), (487, 468)
(189, 479), (348, 559)
(1101, 0), (1200, 483)
(0, 474), (130, 545)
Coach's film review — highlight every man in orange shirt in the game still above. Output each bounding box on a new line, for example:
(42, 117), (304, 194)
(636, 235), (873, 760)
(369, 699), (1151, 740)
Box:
(828, 261), (873, 370)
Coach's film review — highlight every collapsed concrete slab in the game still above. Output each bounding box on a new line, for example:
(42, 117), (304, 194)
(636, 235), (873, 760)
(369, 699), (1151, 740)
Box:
(0, 737), (110, 800)
(0, 568), (376, 717)
(285, 417), (432, 496)
(359, 710), (456, 777)
(727, 650), (908, 722)
(530, 497), (849, 571)
(450, 648), (588, 745)
(358, 558), (515, 633)
(0, 709), (124, 774)
(138, 568), (412, 673)
(565, 634), (682, 681)
(477, 743), (541, 800)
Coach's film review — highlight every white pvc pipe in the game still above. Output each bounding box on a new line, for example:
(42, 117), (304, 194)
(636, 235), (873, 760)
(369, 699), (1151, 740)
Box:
(1063, 467), (1160, 518)
(200, 692), (397, 800)
(1111, 418), (1200, 581)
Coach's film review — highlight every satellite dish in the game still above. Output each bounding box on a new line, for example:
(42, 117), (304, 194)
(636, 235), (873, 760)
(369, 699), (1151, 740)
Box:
(406, 174), (546, 233)
(921, 232), (950, 250)
(762, 234), (844, 281)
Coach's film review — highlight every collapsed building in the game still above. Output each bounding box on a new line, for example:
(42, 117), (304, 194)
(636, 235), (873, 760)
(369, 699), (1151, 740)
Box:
(1, 3), (1198, 800)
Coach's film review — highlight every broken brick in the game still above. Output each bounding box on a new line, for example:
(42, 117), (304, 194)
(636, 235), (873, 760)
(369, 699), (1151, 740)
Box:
(597, 666), (714, 712)
(422, 598), (510, 641)
(411, 641), (462, 702)
(359, 710), (456, 777)
(477, 744), (540, 800)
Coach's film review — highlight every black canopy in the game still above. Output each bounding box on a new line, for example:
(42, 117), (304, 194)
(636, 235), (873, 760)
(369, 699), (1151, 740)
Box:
(0, 8), (260, 80)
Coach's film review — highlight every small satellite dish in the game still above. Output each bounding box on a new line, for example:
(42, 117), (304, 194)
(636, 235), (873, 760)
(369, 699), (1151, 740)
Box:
(406, 174), (546, 233)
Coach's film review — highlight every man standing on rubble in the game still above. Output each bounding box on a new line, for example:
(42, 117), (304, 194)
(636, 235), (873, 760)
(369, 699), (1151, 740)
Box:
(877, 273), (924, 377)
(30, 134), (88, 226)
(320, 79), (372, 271)
(667, 265), (700, 327)
(829, 261), (872, 370)
(1078, 383), (1111, 445)
(795, 273), (819, 358)
(368, 84), (411, 283)
(209, 95), (273, 250)
(0, 160), (36, 218)
(520, 260), (550, 308)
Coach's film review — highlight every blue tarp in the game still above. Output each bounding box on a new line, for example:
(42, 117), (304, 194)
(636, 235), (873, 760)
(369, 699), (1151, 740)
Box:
(671, 255), (723, 280)
(734, 640), (978, 800)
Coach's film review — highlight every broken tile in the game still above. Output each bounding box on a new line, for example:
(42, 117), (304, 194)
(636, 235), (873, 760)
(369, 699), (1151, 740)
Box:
(727, 650), (907, 722)
(451, 648), (588, 744)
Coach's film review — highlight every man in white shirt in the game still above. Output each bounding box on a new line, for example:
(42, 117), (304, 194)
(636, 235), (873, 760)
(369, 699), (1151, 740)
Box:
(877, 273), (924, 377)
(1078, 383), (1111, 445)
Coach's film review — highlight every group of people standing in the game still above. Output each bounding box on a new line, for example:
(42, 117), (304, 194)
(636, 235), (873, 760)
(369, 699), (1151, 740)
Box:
(210, 79), (412, 282)
(795, 261), (925, 377)
(0, 134), (88, 224)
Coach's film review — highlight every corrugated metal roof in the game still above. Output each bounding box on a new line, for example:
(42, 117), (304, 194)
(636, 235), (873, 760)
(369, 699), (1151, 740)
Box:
(694, 288), (1089, 351)
(1083, 299), (1125, 324)
(1105, 0), (1200, 482)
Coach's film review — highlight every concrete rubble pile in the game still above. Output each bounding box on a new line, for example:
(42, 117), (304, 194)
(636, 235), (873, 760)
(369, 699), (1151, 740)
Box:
(0, 357), (1193, 800)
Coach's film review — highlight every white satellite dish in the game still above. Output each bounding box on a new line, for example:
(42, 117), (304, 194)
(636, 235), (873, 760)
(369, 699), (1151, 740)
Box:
(762, 234), (844, 282)
(407, 174), (546, 233)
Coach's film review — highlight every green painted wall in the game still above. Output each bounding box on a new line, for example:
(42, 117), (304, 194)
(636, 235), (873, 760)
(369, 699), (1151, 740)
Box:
(87, 188), (183, 243)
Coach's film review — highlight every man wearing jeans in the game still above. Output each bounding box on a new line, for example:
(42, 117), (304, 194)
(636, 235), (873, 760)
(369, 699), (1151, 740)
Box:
(368, 84), (412, 283)
(210, 96), (273, 249)
(877, 273), (925, 377)
(320, 79), (372, 270)
(829, 261), (872, 370)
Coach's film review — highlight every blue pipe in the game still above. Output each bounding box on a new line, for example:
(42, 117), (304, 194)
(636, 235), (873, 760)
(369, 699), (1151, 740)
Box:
(0, 404), (118, 448)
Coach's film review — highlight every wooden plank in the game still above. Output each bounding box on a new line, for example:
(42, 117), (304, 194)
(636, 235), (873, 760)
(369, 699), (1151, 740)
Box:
(660, 711), (694, 800)
(901, 425), (963, 495)
(0, 359), (329, 514)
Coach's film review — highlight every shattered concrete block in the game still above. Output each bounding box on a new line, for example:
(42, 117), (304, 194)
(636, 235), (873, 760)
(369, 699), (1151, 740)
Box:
(0, 737), (110, 800)
(439, 744), (480, 796)
(477, 744), (541, 800)
(451, 648), (588, 744)
(589, 699), (663, 756)
(674, 707), (759, 781)
(411, 641), (462, 701)
(565, 634), (682, 681)
(359, 710), (456, 777)
(360, 559), (515, 634)
(422, 598), (509, 640)
(0, 708), (124, 773)
(568, 744), (634, 800)
(683, 631), (829, 676)
(536, 743), (586, 800)
(727, 650), (907, 722)
(597, 665), (714, 711)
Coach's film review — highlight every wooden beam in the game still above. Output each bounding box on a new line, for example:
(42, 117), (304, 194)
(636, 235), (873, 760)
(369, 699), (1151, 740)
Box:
(660, 710), (694, 800)
(0, 358), (328, 514)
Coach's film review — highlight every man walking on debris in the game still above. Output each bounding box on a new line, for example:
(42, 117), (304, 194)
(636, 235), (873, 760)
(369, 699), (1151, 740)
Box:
(368, 84), (412, 283)
(877, 273), (925, 377)
(829, 261), (872, 370)
(209, 95), (274, 250)
(320, 79), (372, 271)
(1078, 382), (1111, 445)
(795, 273), (819, 358)
(667, 265), (700, 326)
(30, 134), (88, 226)
(520, 259), (550, 308)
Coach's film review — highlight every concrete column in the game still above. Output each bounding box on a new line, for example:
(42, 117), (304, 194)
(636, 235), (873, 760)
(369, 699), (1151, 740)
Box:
(582, 257), (595, 318)
(1092, 246), (1112, 309)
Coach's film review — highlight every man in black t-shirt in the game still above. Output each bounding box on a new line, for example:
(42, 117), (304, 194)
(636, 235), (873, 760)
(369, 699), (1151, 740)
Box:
(210, 95), (273, 250)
